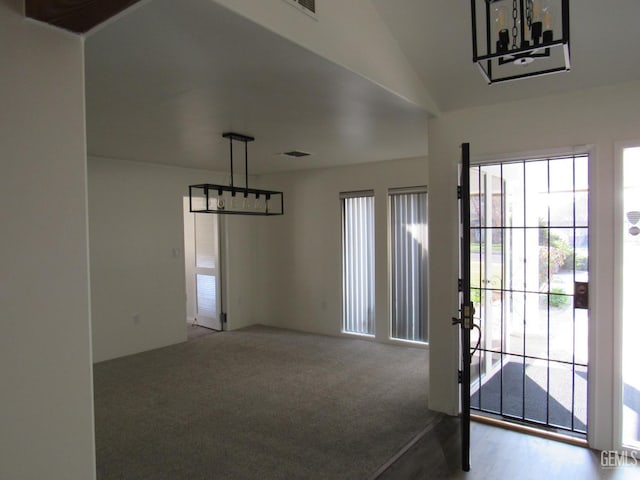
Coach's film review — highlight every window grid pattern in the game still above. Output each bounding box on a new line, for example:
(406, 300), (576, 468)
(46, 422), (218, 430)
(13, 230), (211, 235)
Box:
(469, 155), (589, 435)
(341, 193), (375, 336)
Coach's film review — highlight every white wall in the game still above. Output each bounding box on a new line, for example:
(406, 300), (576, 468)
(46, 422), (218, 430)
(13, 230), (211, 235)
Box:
(0, 1), (95, 478)
(256, 157), (428, 343)
(210, 0), (437, 115)
(427, 80), (640, 450)
(88, 157), (260, 362)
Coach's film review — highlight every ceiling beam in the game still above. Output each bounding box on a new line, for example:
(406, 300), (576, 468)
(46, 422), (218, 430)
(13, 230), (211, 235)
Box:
(25, 0), (142, 34)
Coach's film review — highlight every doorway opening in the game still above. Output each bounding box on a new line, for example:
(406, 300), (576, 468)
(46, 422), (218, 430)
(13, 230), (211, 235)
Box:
(468, 154), (589, 436)
(183, 197), (224, 335)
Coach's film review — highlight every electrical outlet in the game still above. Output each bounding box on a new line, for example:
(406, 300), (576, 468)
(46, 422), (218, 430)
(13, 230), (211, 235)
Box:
(132, 313), (140, 324)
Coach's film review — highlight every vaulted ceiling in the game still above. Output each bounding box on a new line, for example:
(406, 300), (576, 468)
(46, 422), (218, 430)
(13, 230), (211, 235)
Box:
(30, 0), (640, 174)
(373, 0), (640, 112)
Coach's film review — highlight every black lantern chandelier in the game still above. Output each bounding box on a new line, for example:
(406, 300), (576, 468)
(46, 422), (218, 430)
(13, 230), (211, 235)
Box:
(189, 132), (284, 216)
(471, 0), (570, 84)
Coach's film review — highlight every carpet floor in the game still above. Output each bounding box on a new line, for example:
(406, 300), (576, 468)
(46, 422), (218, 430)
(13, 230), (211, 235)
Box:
(93, 326), (439, 480)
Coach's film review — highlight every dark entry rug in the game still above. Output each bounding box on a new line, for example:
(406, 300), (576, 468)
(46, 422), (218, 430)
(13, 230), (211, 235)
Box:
(471, 361), (586, 432)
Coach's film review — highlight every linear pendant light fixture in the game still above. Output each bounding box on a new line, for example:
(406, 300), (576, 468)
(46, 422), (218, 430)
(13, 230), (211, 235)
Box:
(471, 0), (570, 84)
(189, 132), (284, 216)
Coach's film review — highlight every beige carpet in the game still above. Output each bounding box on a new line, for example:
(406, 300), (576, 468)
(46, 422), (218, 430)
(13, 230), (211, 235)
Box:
(93, 325), (441, 479)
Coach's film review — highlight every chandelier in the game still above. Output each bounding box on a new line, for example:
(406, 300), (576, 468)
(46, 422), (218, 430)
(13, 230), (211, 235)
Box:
(470, 0), (570, 84)
(189, 132), (284, 216)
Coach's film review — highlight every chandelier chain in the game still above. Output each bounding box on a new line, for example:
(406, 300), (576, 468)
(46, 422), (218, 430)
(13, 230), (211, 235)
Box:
(512, 0), (518, 49)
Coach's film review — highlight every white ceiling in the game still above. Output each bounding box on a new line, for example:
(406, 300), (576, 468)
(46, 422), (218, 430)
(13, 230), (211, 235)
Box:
(372, 0), (640, 112)
(85, 0), (429, 174)
(85, 0), (640, 174)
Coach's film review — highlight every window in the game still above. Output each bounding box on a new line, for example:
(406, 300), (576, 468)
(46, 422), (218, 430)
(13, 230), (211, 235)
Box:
(620, 146), (640, 450)
(389, 188), (428, 342)
(341, 191), (375, 335)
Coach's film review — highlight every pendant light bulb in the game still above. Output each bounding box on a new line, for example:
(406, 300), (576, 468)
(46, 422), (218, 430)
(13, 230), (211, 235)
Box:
(531, 0), (543, 45)
(494, 4), (510, 53)
(532, 0), (543, 20)
(542, 2), (554, 43)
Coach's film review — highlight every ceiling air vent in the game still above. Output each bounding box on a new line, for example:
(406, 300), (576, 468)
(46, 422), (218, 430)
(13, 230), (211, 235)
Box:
(283, 150), (311, 158)
(297, 0), (315, 13)
(283, 0), (316, 16)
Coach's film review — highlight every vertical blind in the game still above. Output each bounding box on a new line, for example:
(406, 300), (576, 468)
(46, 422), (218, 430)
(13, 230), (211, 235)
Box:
(341, 191), (375, 335)
(390, 189), (428, 342)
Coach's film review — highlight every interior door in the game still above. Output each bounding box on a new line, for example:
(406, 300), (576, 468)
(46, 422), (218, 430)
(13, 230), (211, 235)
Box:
(184, 198), (222, 331)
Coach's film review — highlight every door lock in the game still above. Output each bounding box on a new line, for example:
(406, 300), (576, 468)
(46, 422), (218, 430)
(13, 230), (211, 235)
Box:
(452, 302), (475, 330)
(463, 303), (475, 329)
(574, 282), (589, 309)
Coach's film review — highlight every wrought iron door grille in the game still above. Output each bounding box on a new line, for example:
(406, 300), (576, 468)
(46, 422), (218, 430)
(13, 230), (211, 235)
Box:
(468, 154), (589, 434)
